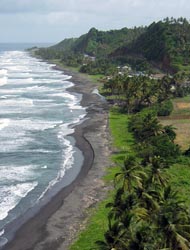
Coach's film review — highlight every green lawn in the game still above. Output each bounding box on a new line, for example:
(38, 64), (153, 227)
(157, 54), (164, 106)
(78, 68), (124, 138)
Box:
(87, 74), (104, 83)
(70, 198), (111, 250)
(167, 159), (190, 205)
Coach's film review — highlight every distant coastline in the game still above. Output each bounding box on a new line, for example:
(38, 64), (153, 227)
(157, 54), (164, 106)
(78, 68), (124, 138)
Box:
(0, 43), (52, 52)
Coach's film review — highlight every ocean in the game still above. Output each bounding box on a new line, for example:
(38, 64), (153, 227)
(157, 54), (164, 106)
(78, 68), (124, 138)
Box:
(0, 44), (85, 246)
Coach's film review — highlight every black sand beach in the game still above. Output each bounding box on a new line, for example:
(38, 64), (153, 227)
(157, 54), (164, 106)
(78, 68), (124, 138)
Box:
(3, 67), (111, 250)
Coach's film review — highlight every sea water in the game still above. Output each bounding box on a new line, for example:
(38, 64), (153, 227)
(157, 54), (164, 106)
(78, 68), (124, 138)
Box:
(0, 44), (85, 245)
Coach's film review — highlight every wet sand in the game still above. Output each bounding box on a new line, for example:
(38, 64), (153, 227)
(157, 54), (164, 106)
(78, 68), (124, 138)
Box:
(3, 67), (111, 250)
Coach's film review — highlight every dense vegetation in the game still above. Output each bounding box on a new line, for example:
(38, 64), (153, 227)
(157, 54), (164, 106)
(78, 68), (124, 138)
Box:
(102, 73), (190, 113)
(96, 110), (190, 250)
(50, 27), (145, 57)
(35, 17), (190, 75)
(113, 17), (190, 73)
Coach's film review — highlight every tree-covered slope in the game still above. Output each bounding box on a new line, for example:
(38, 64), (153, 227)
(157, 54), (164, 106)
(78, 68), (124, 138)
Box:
(50, 37), (77, 51)
(51, 26), (145, 57)
(112, 18), (190, 72)
(35, 17), (190, 74)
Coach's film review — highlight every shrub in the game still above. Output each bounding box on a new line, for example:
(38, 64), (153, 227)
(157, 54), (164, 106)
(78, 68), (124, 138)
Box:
(156, 100), (173, 116)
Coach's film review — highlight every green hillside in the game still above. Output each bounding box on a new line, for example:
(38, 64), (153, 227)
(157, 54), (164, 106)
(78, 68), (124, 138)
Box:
(51, 26), (145, 57)
(50, 37), (77, 51)
(112, 18), (190, 72)
(35, 17), (190, 74)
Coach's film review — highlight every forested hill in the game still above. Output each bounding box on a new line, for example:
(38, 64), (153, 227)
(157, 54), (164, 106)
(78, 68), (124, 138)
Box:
(50, 37), (77, 51)
(51, 26), (145, 57)
(111, 17), (190, 72)
(36, 17), (190, 73)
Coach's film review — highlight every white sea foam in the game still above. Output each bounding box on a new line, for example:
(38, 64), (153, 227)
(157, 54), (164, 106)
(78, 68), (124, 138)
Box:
(58, 123), (74, 136)
(8, 77), (34, 84)
(23, 149), (58, 154)
(0, 237), (8, 248)
(55, 127), (75, 179)
(25, 85), (52, 92)
(0, 137), (33, 152)
(38, 124), (74, 201)
(0, 69), (8, 76)
(0, 119), (10, 130)
(0, 123), (33, 152)
(0, 88), (24, 95)
(0, 98), (34, 107)
(0, 95), (18, 99)
(0, 182), (38, 221)
(59, 138), (74, 178)
(0, 118), (62, 152)
(10, 72), (31, 77)
(67, 114), (86, 128)
(6, 65), (29, 72)
(50, 92), (76, 100)
(68, 103), (85, 110)
(9, 77), (61, 84)
(12, 119), (63, 131)
(31, 78), (63, 84)
(33, 99), (55, 103)
(0, 229), (4, 237)
(0, 76), (7, 86)
(0, 230), (7, 248)
(51, 92), (85, 110)
(0, 86), (47, 95)
(0, 165), (39, 182)
(79, 113), (86, 120)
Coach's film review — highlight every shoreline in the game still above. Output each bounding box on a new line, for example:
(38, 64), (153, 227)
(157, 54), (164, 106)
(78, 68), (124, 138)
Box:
(3, 64), (111, 250)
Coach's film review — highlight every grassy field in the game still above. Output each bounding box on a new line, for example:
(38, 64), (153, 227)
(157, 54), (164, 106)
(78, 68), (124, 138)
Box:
(166, 160), (190, 204)
(70, 109), (133, 250)
(69, 198), (110, 250)
(160, 95), (190, 150)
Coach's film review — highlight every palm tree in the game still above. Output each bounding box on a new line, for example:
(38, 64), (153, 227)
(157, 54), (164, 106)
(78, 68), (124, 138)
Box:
(135, 186), (160, 213)
(106, 188), (135, 220)
(96, 218), (130, 250)
(164, 125), (177, 142)
(148, 156), (169, 187)
(129, 111), (163, 143)
(157, 186), (190, 249)
(114, 155), (146, 192)
(158, 76), (173, 102)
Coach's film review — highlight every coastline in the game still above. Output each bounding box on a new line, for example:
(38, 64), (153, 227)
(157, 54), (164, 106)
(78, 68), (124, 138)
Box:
(3, 65), (111, 249)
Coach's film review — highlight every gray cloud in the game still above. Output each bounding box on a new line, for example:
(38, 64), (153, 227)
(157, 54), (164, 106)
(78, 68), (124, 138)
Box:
(0, 0), (188, 14)
(0, 0), (44, 13)
(0, 0), (190, 42)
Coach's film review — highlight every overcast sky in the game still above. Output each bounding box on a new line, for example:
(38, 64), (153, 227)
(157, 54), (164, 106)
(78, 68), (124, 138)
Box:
(0, 0), (189, 44)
